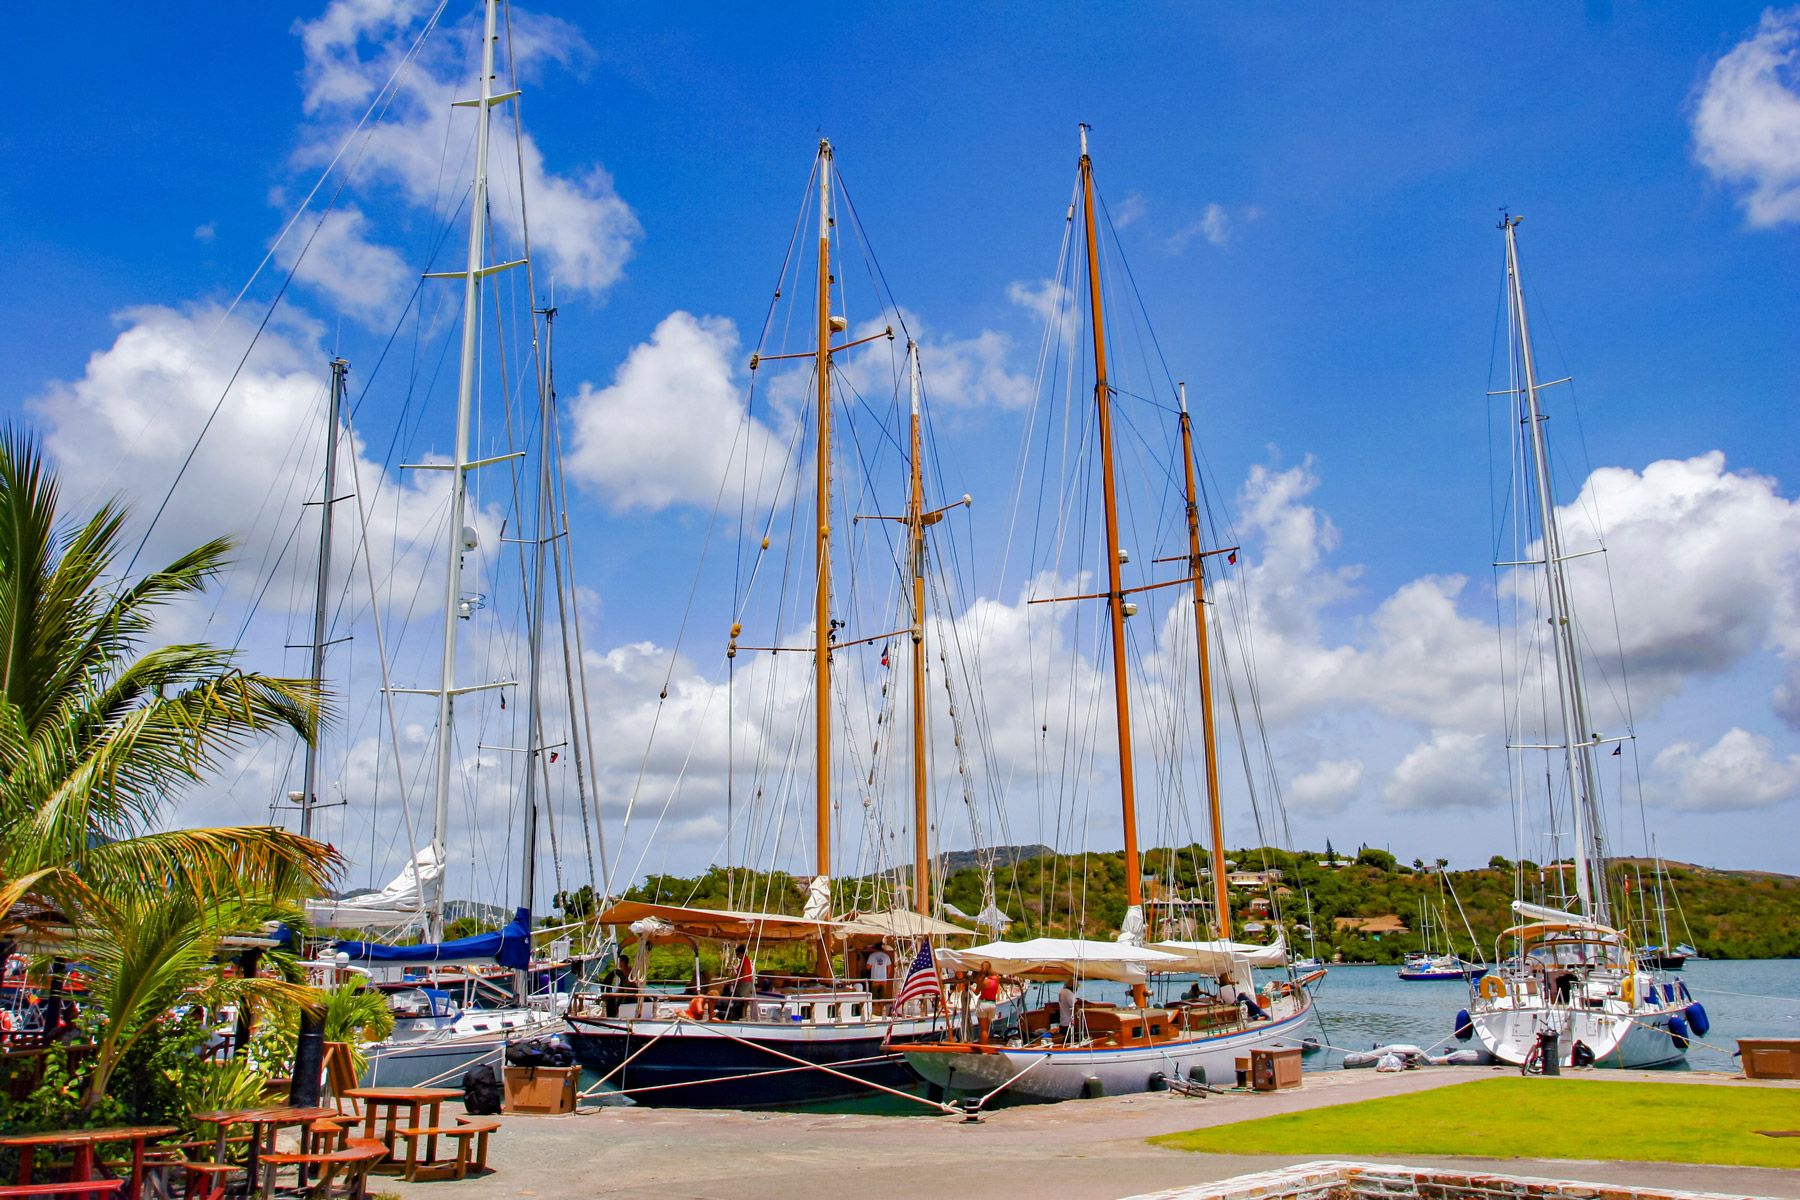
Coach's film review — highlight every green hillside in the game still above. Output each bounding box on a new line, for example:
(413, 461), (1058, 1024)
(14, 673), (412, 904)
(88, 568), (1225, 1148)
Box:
(603, 847), (1800, 964)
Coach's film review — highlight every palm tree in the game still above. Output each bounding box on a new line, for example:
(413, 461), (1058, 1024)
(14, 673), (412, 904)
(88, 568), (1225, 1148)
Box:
(0, 426), (343, 1109)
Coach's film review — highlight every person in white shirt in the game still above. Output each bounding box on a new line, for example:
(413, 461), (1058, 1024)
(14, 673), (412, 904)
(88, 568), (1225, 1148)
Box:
(865, 944), (893, 1000)
(1216, 973), (1240, 1005)
(1056, 978), (1078, 1041)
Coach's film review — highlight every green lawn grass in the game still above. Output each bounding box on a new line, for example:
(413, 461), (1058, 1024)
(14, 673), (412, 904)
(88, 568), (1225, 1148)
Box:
(1150, 1077), (1800, 1169)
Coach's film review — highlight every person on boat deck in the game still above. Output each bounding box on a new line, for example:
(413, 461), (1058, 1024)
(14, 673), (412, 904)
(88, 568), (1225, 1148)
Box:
(601, 954), (631, 1018)
(975, 962), (1002, 1044)
(866, 943), (894, 1000)
(1215, 973), (1238, 1005)
(1180, 981), (1203, 1003)
(1056, 977), (1079, 1041)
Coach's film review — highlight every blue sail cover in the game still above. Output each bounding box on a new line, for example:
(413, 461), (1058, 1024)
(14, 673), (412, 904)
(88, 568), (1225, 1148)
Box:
(335, 908), (532, 969)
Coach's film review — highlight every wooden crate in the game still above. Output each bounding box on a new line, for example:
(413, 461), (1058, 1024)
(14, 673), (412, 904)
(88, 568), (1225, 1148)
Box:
(1250, 1046), (1304, 1091)
(1738, 1038), (1800, 1080)
(503, 1065), (579, 1114)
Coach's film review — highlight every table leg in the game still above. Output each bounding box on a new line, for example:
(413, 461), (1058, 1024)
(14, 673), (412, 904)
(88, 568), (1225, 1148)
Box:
(17, 1146), (34, 1185)
(75, 1144), (94, 1183)
(129, 1136), (146, 1200)
(259, 1125), (276, 1200)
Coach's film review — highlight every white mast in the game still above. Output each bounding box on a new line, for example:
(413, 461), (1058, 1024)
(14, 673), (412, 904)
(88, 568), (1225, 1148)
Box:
(1503, 215), (1609, 926)
(402, 0), (522, 938)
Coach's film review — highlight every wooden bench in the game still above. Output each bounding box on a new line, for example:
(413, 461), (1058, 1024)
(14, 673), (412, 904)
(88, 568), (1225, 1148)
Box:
(0, 1185), (127, 1198)
(179, 1160), (244, 1200)
(452, 1118), (501, 1173)
(257, 1143), (385, 1199)
(391, 1126), (478, 1182)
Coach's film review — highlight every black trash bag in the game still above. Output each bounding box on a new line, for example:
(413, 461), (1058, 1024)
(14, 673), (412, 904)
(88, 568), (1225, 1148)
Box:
(462, 1064), (503, 1115)
(505, 1033), (574, 1068)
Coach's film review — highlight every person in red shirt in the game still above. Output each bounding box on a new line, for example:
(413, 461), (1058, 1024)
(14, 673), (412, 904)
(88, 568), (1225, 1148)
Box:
(975, 962), (1002, 1044)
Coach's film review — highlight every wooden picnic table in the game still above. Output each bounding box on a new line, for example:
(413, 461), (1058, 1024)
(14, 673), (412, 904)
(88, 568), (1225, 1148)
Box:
(0, 1125), (180, 1200)
(189, 1105), (336, 1198)
(338, 1088), (462, 1163)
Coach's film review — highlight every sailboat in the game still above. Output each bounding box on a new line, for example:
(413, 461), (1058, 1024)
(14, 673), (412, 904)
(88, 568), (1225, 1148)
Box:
(562, 141), (976, 1108)
(1398, 871), (1487, 981)
(1459, 217), (1705, 1070)
(305, 0), (566, 1087)
(902, 128), (1313, 1104)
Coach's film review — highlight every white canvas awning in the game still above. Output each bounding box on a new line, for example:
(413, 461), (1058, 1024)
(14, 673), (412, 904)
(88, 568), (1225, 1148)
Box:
(1150, 933), (1288, 973)
(836, 908), (971, 941)
(937, 937), (1185, 983)
(306, 845), (441, 932)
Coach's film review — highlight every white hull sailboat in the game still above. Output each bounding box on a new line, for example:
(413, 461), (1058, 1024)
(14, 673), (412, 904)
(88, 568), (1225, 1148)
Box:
(1460, 217), (1705, 1072)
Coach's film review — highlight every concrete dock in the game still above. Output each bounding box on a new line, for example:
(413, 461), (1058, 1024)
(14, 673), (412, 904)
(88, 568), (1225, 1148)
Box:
(385, 1068), (1800, 1199)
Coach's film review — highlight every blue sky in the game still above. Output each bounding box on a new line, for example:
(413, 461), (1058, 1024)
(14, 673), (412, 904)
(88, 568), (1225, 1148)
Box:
(5, 2), (1798, 902)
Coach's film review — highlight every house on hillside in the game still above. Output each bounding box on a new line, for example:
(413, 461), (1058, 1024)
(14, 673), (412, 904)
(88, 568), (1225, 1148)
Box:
(1227, 868), (1283, 889)
(1334, 914), (1409, 940)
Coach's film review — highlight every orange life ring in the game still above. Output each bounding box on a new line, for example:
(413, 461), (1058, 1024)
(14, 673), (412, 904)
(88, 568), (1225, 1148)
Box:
(1478, 974), (1505, 1000)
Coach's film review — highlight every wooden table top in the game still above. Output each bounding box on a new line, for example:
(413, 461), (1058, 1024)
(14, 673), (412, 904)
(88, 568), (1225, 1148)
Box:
(340, 1087), (461, 1103)
(0, 1125), (180, 1149)
(189, 1106), (337, 1126)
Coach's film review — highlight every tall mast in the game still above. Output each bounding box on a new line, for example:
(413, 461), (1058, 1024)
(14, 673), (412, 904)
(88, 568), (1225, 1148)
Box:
(1503, 216), (1608, 925)
(514, 305), (555, 1001)
(410, 0), (517, 938)
(906, 341), (930, 915)
(813, 140), (835, 889)
(1077, 126), (1146, 983)
(299, 357), (348, 840)
(1177, 383), (1231, 939)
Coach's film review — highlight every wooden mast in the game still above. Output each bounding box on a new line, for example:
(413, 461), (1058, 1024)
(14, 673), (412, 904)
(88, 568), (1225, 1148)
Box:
(1078, 126), (1146, 1002)
(814, 140), (835, 895)
(907, 342), (931, 915)
(1178, 383), (1232, 940)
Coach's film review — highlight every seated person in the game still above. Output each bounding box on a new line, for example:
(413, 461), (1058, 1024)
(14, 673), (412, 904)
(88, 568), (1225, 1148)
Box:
(1180, 980), (1204, 1003)
(1055, 978), (1079, 1040)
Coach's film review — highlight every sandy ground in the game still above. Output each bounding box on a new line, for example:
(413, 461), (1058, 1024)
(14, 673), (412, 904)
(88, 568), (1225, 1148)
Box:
(380, 1068), (1800, 1200)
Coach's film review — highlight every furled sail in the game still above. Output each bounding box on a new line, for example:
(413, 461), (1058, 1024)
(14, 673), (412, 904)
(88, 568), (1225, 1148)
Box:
(334, 907), (532, 969)
(305, 846), (442, 933)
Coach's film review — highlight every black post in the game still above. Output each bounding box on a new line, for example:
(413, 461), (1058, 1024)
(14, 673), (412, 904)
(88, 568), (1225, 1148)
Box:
(289, 1007), (326, 1106)
(232, 949), (263, 1057)
(41, 957), (68, 1040)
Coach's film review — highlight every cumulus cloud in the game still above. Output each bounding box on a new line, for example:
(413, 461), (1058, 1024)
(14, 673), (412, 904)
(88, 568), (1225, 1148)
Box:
(564, 311), (785, 513)
(1649, 727), (1800, 812)
(1692, 6), (1800, 227)
(1540, 453), (1800, 713)
(1384, 731), (1504, 812)
(1286, 759), (1365, 816)
(1112, 191), (1148, 229)
(274, 207), (413, 323)
(30, 302), (490, 616)
(292, 0), (640, 301)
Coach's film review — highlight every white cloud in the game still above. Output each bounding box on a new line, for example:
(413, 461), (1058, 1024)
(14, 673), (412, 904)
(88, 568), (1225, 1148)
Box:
(30, 302), (485, 616)
(1166, 203), (1259, 252)
(1286, 759), (1365, 816)
(1692, 6), (1800, 227)
(1649, 727), (1800, 812)
(1384, 731), (1504, 812)
(1540, 453), (1800, 713)
(564, 311), (784, 513)
(275, 207), (413, 323)
(194, 222), (217, 244)
(1112, 191), (1148, 229)
(293, 0), (640, 298)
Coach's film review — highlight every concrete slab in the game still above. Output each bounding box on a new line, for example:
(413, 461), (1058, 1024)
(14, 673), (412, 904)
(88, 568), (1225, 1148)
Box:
(380, 1067), (1800, 1200)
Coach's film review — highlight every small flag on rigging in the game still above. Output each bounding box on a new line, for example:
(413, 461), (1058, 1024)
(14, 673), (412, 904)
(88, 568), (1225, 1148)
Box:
(880, 645), (890, 668)
(499, 693), (506, 710)
(549, 751), (559, 763)
(1612, 745), (1622, 756)
(1227, 550), (1237, 565)
(892, 941), (943, 1010)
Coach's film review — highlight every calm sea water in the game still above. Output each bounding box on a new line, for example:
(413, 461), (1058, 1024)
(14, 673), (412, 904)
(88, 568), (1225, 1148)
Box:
(1285, 958), (1800, 1071)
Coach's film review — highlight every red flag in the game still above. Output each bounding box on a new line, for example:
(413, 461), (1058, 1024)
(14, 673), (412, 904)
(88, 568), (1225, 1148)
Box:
(880, 645), (890, 668)
(499, 693), (507, 710)
(549, 751), (559, 763)
(1227, 551), (1237, 565)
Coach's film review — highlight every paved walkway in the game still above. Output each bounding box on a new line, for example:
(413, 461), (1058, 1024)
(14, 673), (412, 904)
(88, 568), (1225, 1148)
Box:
(385, 1068), (1800, 1200)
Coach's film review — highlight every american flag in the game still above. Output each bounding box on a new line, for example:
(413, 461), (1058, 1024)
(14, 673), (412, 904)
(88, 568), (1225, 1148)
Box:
(892, 941), (943, 1010)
